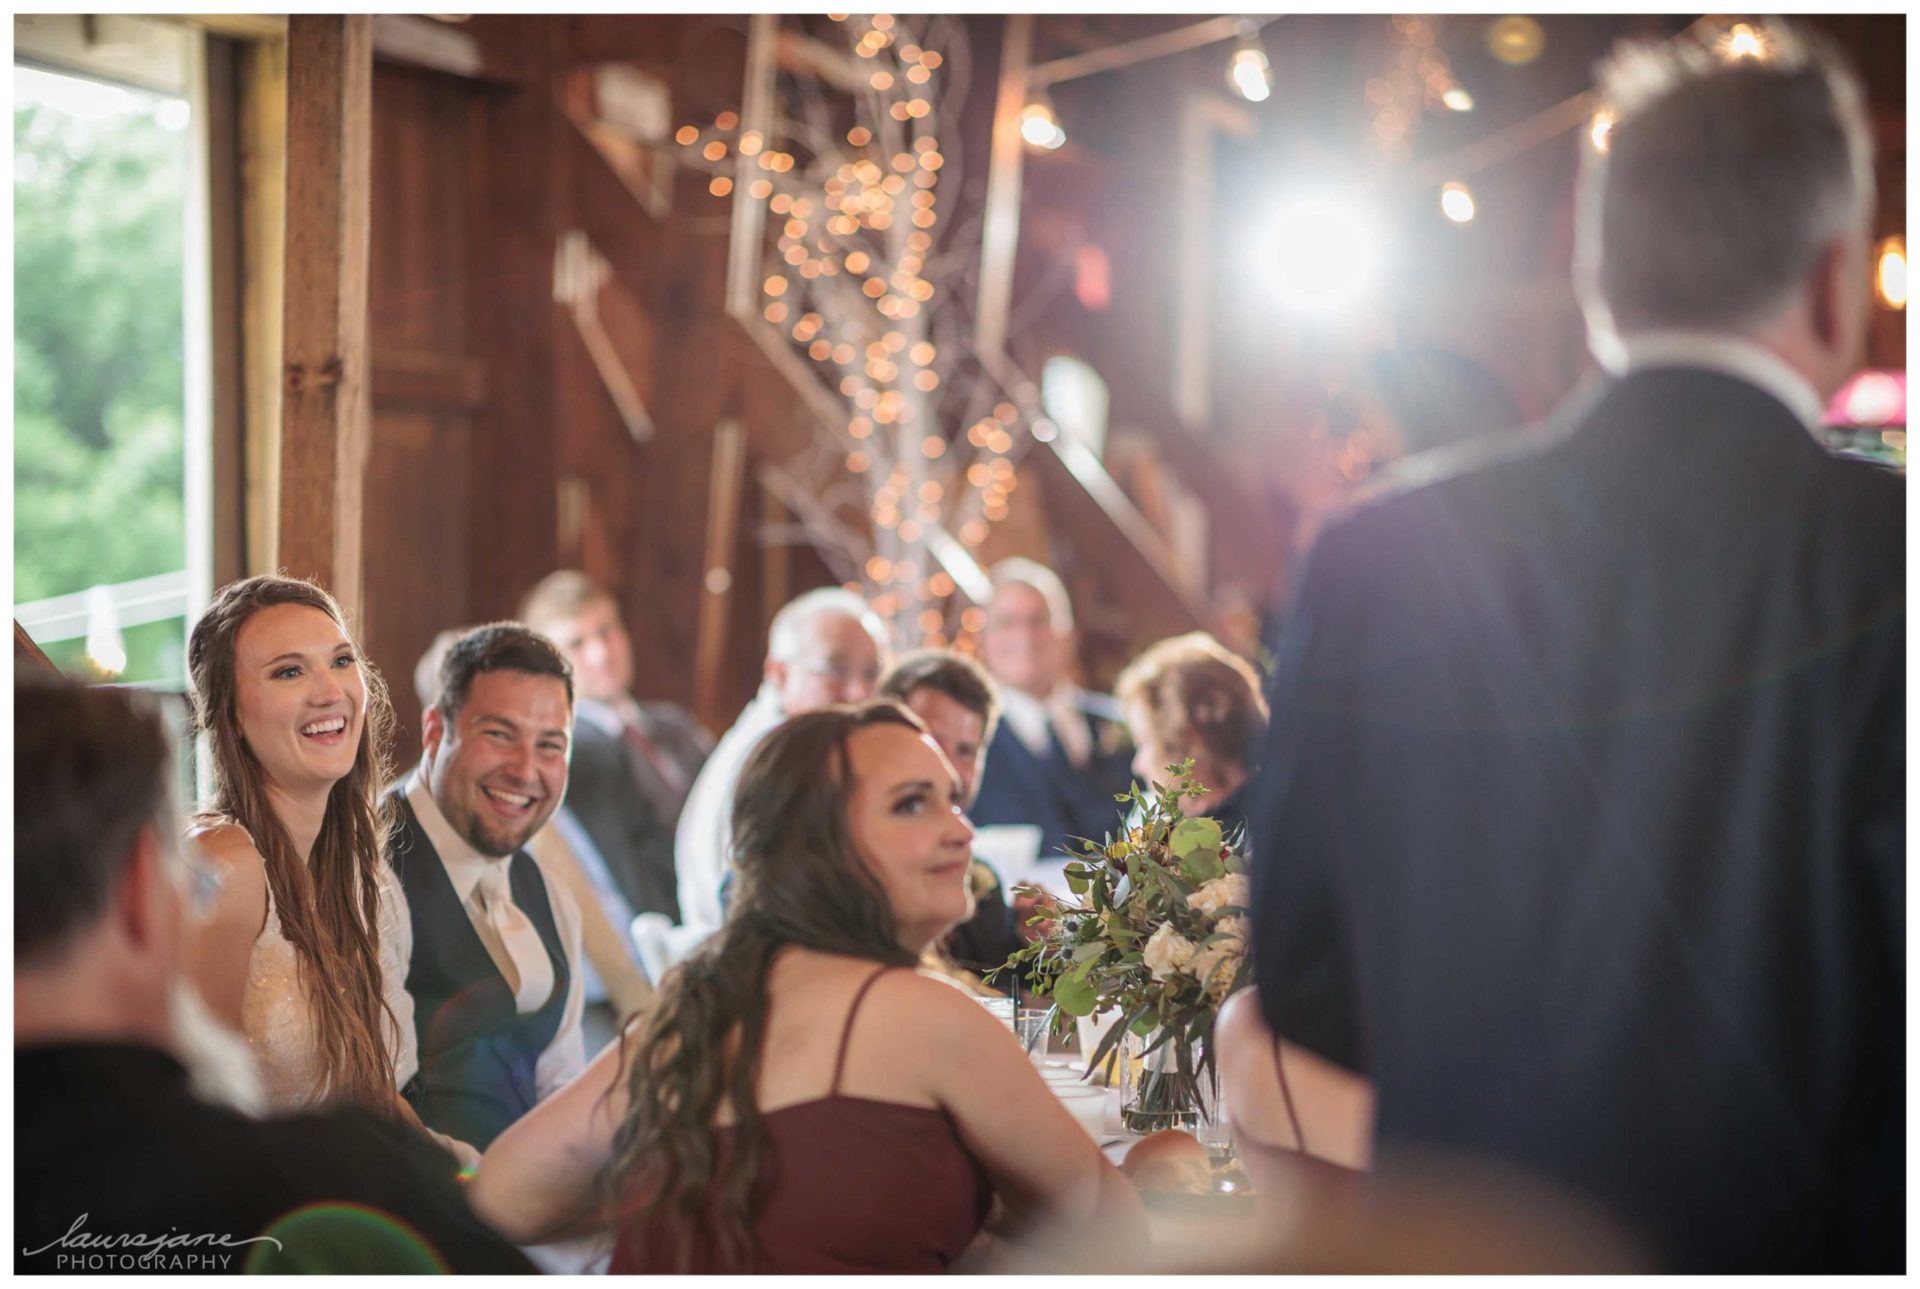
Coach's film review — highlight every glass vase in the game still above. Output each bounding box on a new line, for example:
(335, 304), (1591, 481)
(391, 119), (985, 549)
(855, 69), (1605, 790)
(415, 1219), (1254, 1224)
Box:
(1119, 1026), (1224, 1146)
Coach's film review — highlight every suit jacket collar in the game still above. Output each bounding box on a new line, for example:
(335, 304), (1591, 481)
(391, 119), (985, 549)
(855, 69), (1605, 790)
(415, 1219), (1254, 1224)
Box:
(1604, 330), (1826, 436)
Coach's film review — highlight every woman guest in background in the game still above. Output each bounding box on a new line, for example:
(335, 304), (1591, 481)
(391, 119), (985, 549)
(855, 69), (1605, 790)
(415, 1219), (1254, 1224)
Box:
(1114, 631), (1268, 838)
(1116, 633), (1373, 1206)
(471, 702), (1145, 1272)
(183, 575), (424, 1122)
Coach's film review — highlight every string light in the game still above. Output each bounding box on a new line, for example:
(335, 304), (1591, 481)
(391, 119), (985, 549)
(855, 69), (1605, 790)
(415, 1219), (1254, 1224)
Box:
(1876, 236), (1907, 310)
(1440, 181), (1476, 223)
(1441, 87), (1474, 111)
(1228, 22), (1272, 103)
(1020, 93), (1066, 150)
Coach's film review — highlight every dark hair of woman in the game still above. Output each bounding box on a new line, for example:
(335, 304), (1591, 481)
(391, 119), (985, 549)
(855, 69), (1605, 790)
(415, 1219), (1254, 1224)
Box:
(186, 574), (398, 1107)
(607, 700), (928, 1271)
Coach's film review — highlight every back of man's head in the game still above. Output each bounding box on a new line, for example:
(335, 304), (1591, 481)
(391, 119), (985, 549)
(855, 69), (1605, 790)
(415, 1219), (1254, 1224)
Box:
(16, 676), (176, 967)
(1577, 21), (1872, 338)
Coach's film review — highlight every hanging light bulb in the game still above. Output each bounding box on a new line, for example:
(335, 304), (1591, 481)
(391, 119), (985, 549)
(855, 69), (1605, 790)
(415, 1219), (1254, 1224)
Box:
(1228, 23), (1272, 103)
(1019, 92), (1065, 150)
(1440, 181), (1476, 223)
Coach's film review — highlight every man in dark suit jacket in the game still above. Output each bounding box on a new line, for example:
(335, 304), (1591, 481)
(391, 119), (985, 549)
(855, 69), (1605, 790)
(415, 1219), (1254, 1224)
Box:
(521, 572), (712, 926)
(971, 558), (1135, 872)
(1248, 26), (1901, 1273)
(396, 624), (586, 1152)
(15, 676), (529, 1275)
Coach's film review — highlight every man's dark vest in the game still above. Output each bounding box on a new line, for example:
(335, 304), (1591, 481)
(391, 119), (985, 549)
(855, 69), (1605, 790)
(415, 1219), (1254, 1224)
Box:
(389, 793), (569, 1151)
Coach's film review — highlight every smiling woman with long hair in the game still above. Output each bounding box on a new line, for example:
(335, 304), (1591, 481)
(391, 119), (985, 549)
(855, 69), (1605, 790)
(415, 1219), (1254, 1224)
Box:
(182, 575), (416, 1114)
(470, 701), (1144, 1271)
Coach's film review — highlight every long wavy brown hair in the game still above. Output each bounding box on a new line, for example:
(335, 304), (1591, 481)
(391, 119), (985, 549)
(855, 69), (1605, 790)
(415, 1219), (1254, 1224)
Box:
(608, 701), (926, 1271)
(187, 574), (397, 1109)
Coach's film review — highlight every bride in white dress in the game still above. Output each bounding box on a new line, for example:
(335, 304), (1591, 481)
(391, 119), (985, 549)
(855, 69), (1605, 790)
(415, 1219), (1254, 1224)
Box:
(181, 577), (463, 1159)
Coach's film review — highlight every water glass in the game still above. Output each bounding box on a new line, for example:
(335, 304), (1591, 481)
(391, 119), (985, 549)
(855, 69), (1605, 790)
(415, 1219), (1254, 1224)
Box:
(1014, 1008), (1051, 1061)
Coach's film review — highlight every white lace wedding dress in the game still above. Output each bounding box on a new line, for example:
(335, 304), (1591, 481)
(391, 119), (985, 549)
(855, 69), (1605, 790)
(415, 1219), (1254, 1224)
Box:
(239, 856), (421, 1109)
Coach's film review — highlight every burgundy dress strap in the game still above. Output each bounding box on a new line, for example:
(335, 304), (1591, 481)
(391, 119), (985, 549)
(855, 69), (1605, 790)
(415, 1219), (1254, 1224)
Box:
(1273, 1037), (1308, 1153)
(830, 966), (896, 1095)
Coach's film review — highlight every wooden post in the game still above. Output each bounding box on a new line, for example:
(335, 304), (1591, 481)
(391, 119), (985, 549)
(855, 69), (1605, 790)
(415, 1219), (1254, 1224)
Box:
(693, 419), (746, 735)
(277, 15), (372, 616)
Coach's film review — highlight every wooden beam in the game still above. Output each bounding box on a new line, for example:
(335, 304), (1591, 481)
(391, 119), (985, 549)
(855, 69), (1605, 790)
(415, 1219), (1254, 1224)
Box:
(278, 16), (373, 615)
(976, 14), (1033, 360)
(693, 419), (747, 735)
(238, 36), (287, 576)
(371, 350), (488, 412)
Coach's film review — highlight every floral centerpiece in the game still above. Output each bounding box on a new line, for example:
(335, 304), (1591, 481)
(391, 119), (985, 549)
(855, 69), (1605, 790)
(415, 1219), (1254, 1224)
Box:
(999, 762), (1251, 1134)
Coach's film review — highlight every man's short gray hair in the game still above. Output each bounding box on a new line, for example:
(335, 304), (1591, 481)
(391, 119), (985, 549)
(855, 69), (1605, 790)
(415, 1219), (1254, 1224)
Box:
(988, 557), (1074, 633)
(1576, 19), (1873, 335)
(767, 587), (889, 663)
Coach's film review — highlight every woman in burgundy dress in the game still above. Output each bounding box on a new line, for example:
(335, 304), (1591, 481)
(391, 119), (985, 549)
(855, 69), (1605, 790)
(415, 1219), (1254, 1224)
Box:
(472, 701), (1144, 1271)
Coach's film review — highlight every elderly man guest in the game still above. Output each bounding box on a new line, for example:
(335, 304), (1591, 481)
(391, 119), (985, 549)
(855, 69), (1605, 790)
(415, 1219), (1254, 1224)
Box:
(632, 586), (890, 977)
(969, 559), (1133, 881)
(393, 624), (587, 1152)
(1249, 23), (1901, 1271)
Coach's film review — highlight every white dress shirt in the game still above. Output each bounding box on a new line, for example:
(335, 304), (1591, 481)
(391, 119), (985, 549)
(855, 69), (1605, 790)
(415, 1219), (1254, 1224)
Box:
(405, 773), (586, 1101)
(632, 684), (786, 979)
(1602, 329), (1827, 435)
(996, 682), (1094, 768)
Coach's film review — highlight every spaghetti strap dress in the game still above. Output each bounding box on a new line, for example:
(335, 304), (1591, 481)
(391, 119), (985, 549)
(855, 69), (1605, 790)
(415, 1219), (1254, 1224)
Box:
(612, 966), (993, 1273)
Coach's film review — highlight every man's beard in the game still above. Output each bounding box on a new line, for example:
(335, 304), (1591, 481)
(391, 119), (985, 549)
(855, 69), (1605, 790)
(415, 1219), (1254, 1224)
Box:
(169, 979), (267, 1117)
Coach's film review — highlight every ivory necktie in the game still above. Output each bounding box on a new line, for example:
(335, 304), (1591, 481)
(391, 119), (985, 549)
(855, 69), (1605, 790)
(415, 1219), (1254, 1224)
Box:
(475, 864), (555, 1014)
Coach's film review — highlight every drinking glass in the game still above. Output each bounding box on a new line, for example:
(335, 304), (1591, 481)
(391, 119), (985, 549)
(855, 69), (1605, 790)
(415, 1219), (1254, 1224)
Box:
(1014, 1008), (1051, 1062)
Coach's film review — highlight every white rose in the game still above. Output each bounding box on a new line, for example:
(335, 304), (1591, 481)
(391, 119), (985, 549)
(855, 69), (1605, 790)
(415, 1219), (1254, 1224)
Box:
(1142, 924), (1198, 982)
(1186, 874), (1251, 919)
(1193, 918), (1251, 1002)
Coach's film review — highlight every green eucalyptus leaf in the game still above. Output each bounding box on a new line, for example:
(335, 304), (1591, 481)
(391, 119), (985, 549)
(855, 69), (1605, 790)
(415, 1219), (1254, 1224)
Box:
(1050, 973), (1098, 1016)
(1170, 817), (1223, 860)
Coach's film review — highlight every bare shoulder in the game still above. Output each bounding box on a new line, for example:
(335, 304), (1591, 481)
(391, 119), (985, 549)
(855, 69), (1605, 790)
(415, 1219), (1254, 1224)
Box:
(1215, 987), (1270, 1047)
(186, 822), (269, 926)
(862, 967), (1006, 1043)
(189, 822), (266, 879)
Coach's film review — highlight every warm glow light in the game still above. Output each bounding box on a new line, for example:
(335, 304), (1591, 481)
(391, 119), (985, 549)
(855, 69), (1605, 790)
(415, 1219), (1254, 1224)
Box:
(1486, 15), (1544, 65)
(1020, 100), (1065, 151)
(1441, 87), (1474, 112)
(1589, 108), (1615, 154)
(1229, 45), (1271, 103)
(1440, 181), (1475, 223)
(708, 176), (733, 197)
(1722, 22), (1767, 61)
(1875, 236), (1906, 310)
(1255, 189), (1386, 314)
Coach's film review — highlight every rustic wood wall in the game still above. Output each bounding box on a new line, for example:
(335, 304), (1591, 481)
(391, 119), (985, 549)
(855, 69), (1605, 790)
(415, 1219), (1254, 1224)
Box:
(360, 15), (832, 752)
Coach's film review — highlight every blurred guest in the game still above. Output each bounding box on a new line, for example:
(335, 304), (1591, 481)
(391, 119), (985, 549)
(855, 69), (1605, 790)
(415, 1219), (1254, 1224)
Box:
(469, 703), (1146, 1271)
(394, 624), (586, 1150)
(971, 559), (1134, 878)
(16, 675), (529, 1274)
(877, 649), (1021, 985)
(520, 571), (711, 921)
(1249, 23), (1901, 1271)
(183, 576), (420, 1118)
(635, 587), (889, 976)
(1113, 631), (1267, 839)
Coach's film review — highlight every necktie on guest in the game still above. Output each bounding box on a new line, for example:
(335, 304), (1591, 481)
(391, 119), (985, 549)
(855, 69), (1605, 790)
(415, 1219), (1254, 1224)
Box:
(622, 716), (689, 820)
(474, 864), (555, 1014)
